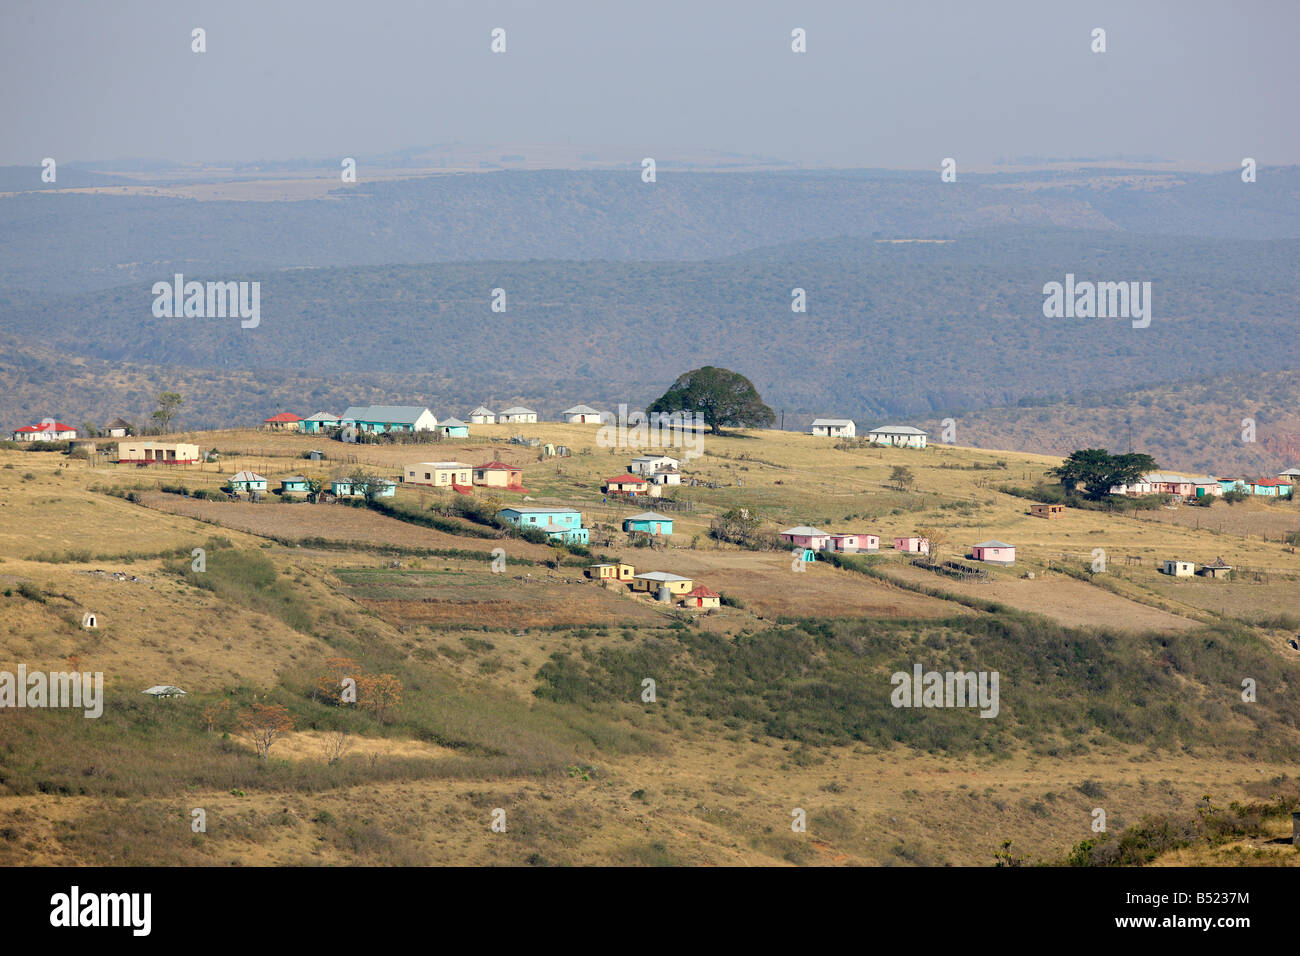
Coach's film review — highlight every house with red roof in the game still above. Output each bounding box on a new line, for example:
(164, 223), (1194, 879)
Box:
(680, 585), (721, 609)
(472, 461), (526, 491)
(11, 421), (76, 441)
(263, 412), (303, 431)
(603, 473), (656, 497)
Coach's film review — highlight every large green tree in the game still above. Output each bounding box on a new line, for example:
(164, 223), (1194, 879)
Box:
(1050, 449), (1157, 500)
(646, 367), (775, 436)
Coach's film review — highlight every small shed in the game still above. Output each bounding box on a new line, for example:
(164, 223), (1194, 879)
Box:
(1197, 557), (1233, 580)
(1030, 503), (1065, 519)
(1160, 559), (1195, 578)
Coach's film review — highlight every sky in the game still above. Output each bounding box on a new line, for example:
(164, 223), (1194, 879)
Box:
(1, 0), (1296, 169)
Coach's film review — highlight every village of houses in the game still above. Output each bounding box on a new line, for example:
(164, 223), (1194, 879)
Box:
(10, 404), (1300, 610)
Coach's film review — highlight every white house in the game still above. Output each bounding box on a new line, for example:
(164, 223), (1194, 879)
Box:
(1160, 559), (1195, 578)
(868, 425), (927, 449)
(810, 418), (855, 438)
(499, 406), (537, 424)
(629, 454), (681, 475)
(648, 466), (682, 487)
(11, 420), (77, 441)
(562, 404), (605, 424)
(468, 406), (496, 425)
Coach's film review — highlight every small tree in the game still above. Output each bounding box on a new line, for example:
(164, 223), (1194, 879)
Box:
(152, 392), (184, 433)
(316, 656), (362, 704)
(914, 525), (946, 564)
(890, 466), (915, 492)
(238, 703), (295, 758)
(324, 729), (352, 766)
(357, 674), (402, 724)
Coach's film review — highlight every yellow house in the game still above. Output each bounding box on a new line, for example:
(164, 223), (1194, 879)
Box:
(116, 441), (201, 464)
(404, 461), (472, 487)
(630, 571), (693, 595)
(587, 562), (635, 582)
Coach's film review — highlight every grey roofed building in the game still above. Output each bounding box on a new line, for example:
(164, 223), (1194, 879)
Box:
(501, 406), (536, 415)
(869, 424), (927, 435)
(142, 685), (186, 697)
(303, 411), (339, 421)
(563, 404), (602, 415)
(340, 405), (433, 424)
(633, 571), (692, 582)
(811, 418), (854, 427)
(439, 417), (467, 428)
(627, 511), (672, 522)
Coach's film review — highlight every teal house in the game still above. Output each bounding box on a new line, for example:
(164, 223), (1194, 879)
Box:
(279, 475), (312, 495)
(623, 511), (673, 535)
(436, 417), (469, 438)
(330, 477), (396, 498)
(497, 506), (589, 545)
(339, 405), (437, 434)
(1218, 478), (1246, 494)
(229, 470), (267, 494)
(1249, 479), (1293, 497)
(300, 412), (339, 434)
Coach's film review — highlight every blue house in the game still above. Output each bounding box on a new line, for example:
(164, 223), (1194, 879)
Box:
(497, 506), (589, 545)
(300, 412), (339, 434)
(279, 475), (312, 495)
(330, 477), (396, 498)
(436, 417), (469, 438)
(623, 511), (673, 535)
(339, 405), (437, 434)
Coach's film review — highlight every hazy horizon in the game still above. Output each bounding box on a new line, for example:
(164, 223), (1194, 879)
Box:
(3, 0), (1297, 168)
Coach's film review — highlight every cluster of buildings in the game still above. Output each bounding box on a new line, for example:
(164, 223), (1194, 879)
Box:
(780, 526), (1017, 567)
(1110, 470), (1297, 499)
(584, 561), (720, 609)
(602, 453), (685, 500)
(256, 403), (618, 438)
(809, 421), (929, 448)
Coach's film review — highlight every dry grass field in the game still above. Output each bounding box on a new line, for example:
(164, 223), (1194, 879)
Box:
(2, 425), (1298, 868)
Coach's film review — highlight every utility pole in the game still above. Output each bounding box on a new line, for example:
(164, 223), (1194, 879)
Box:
(780, 409), (784, 432)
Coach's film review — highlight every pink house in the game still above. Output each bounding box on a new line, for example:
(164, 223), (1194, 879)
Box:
(825, 533), (880, 553)
(781, 526), (831, 550)
(894, 536), (929, 554)
(972, 540), (1015, 566)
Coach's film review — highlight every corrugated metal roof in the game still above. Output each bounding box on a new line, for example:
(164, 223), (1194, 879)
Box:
(869, 425), (926, 435)
(811, 418), (854, 427)
(627, 511), (672, 522)
(340, 405), (433, 424)
(975, 540), (1013, 548)
(782, 525), (828, 536)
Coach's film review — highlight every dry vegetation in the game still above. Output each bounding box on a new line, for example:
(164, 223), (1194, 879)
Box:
(1, 425), (1298, 867)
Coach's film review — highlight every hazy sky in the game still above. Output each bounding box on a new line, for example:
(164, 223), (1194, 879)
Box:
(2, 0), (1296, 168)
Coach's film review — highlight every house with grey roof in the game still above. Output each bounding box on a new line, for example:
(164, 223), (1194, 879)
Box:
(810, 418), (855, 438)
(339, 405), (437, 434)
